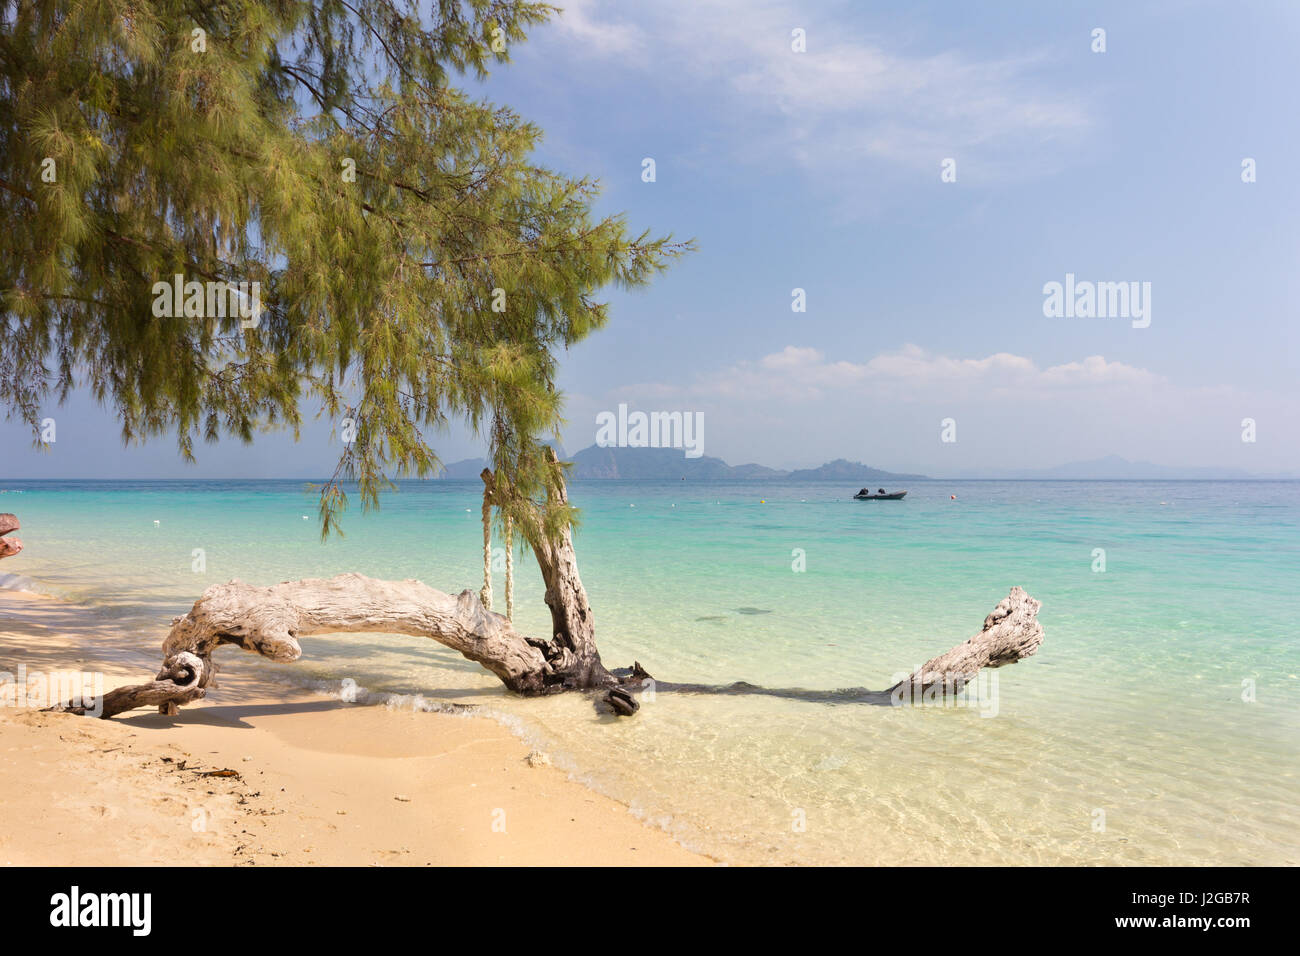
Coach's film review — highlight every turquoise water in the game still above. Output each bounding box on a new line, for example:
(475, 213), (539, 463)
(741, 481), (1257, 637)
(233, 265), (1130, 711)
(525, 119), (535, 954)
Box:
(2, 478), (1298, 864)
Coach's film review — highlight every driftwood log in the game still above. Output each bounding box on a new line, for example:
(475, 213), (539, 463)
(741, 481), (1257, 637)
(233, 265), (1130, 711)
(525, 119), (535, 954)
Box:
(0, 513), (21, 559)
(46, 459), (1044, 720)
(49, 576), (1043, 720)
(52, 653), (207, 718)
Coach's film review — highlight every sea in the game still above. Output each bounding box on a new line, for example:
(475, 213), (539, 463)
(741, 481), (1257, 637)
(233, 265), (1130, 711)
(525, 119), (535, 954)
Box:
(2, 477), (1297, 865)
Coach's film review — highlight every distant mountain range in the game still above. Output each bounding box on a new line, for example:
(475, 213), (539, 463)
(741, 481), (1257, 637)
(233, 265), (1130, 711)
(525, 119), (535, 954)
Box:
(437, 445), (925, 481)
(437, 448), (1296, 481)
(955, 455), (1295, 481)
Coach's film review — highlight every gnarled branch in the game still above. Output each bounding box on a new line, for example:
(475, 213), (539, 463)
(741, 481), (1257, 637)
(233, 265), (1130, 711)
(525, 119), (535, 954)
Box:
(49, 574), (1043, 719)
(51, 652), (206, 719)
(888, 586), (1043, 696)
(158, 573), (568, 696)
(43, 445), (1043, 721)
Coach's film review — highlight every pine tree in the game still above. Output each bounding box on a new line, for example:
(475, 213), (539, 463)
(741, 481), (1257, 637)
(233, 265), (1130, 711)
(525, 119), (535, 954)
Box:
(0, 0), (690, 537)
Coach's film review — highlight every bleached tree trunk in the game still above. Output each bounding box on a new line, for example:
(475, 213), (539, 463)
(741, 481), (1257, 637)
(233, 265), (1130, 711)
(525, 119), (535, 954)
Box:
(480, 458), (613, 693)
(44, 465), (1044, 720)
(51, 571), (612, 719)
(49, 576), (1043, 720)
(159, 573), (576, 694)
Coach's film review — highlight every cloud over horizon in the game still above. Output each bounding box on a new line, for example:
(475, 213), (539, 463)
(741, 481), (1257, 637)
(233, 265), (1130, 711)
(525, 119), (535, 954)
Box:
(616, 343), (1163, 403)
(562, 344), (1292, 474)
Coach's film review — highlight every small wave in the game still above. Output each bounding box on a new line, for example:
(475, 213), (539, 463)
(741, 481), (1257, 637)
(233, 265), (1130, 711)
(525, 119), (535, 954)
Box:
(278, 676), (581, 771)
(269, 674), (480, 718)
(0, 571), (38, 593)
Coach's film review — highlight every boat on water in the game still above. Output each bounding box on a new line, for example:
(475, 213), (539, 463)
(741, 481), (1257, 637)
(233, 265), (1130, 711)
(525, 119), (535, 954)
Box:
(854, 488), (907, 500)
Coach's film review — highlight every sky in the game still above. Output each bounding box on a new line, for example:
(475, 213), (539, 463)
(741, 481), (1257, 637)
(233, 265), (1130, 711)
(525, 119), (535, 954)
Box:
(3, 0), (1298, 478)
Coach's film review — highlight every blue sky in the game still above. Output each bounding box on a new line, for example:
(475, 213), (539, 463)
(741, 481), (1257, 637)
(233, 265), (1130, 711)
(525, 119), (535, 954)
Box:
(4, 0), (1298, 477)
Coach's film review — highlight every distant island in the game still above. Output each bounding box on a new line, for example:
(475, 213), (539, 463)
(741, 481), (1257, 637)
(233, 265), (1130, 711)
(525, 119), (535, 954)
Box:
(955, 454), (1295, 481)
(435, 448), (1295, 481)
(437, 445), (927, 481)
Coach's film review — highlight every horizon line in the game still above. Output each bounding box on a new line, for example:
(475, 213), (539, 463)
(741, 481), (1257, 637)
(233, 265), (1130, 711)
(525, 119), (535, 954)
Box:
(3, 476), (1297, 483)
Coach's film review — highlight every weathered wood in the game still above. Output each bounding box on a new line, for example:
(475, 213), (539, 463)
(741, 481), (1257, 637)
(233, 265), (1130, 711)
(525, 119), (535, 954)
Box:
(481, 450), (613, 691)
(47, 651), (207, 718)
(43, 463), (1045, 720)
(49, 454), (626, 719)
(604, 686), (638, 716)
(887, 586), (1043, 697)
(619, 590), (1044, 707)
(50, 578), (1043, 719)
(158, 573), (564, 697)
(0, 513), (21, 559)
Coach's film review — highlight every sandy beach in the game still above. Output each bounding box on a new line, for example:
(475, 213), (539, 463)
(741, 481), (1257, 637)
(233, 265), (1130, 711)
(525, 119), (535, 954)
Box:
(0, 588), (711, 867)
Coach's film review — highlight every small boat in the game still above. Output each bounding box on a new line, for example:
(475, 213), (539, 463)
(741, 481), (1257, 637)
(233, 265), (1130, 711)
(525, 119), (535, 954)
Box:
(854, 488), (907, 500)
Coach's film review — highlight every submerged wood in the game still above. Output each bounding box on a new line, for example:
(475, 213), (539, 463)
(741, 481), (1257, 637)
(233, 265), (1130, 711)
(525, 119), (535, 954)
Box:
(621, 587), (1044, 706)
(0, 513), (21, 559)
(888, 586), (1043, 696)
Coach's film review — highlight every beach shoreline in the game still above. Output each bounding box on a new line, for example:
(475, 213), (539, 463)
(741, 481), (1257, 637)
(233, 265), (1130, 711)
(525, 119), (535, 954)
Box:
(0, 587), (712, 867)
(4, 476), (1298, 866)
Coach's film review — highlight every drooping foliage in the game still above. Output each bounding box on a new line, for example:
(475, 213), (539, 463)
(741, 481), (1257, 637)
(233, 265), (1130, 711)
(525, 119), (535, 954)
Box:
(0, 0), (688, 535)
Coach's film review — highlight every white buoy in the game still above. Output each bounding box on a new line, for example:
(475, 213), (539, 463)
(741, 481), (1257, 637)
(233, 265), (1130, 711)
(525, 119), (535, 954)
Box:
(153, 520), (160, 527)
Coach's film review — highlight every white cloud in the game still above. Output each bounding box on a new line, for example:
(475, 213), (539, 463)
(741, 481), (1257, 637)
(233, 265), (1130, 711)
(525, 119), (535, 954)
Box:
(542, 1), (1093, 178)
(636, 344), (1160, 404)
(549, 0), (644, 57)
(1040, 354), (1162, 388)
(759, 345), (821, 369)
(564, 344), (1295, 472)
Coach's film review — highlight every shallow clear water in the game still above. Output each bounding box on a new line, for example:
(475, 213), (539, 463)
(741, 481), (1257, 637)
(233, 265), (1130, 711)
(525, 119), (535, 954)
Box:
(2, 478), (1298, 864)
